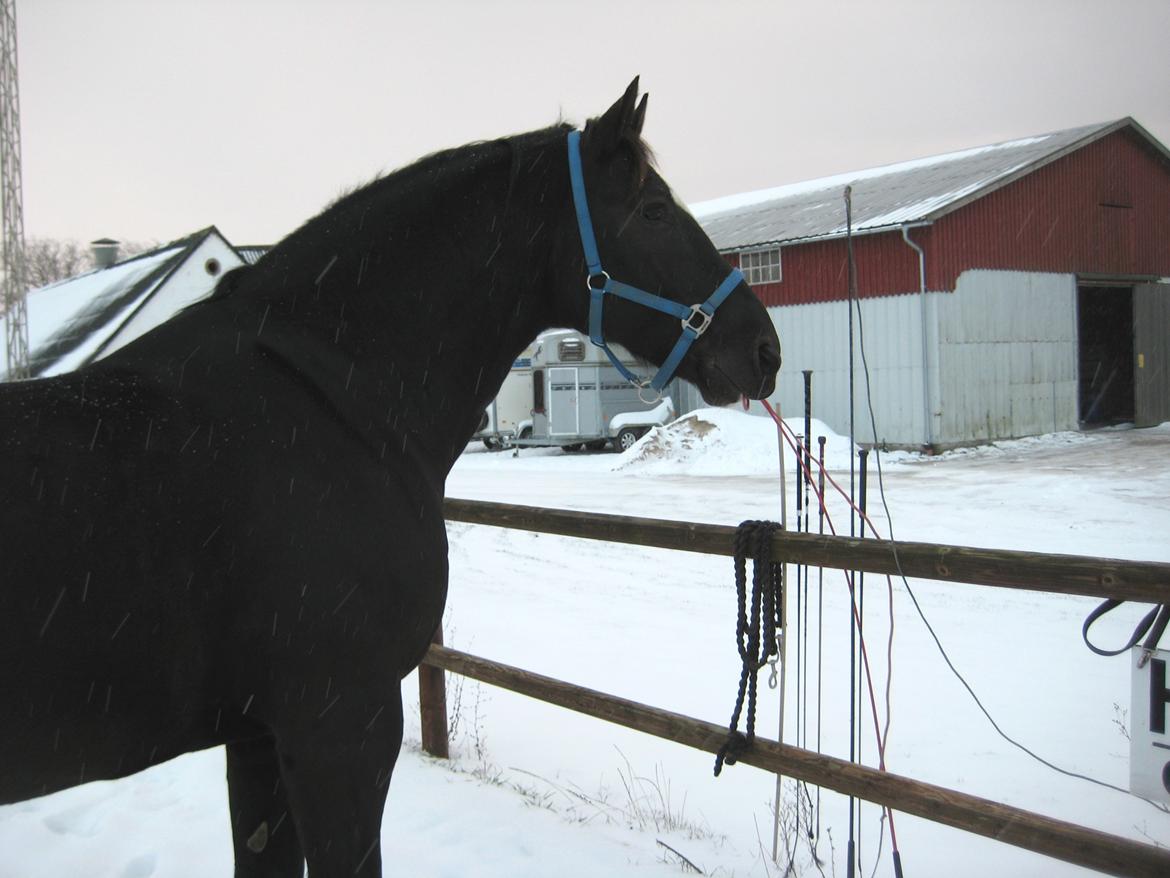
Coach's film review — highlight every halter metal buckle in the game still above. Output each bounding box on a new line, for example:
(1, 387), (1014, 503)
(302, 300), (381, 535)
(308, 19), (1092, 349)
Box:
(586, 271), (610, 293)
(683, 304), (712, 337)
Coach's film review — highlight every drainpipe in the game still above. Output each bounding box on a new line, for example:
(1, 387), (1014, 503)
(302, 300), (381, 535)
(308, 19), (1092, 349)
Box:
(901, 223), (932, 448)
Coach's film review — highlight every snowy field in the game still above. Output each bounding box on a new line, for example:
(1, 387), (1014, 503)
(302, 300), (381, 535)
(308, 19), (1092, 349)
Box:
(2, 409), (1168, 877)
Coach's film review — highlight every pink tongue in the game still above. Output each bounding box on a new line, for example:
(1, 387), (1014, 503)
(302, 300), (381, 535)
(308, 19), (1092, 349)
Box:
(741, 395), (750, 411)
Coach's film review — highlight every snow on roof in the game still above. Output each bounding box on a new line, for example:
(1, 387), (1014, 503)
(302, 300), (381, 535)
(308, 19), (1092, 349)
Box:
(1, 228), (235, 379)
(25, 248), (183, 353)
(691, 120), (1133, 250)
(19, 246), (186, 377)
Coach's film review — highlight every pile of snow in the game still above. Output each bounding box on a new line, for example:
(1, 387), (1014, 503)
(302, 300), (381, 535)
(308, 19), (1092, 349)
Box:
(614, 407), (901, 476)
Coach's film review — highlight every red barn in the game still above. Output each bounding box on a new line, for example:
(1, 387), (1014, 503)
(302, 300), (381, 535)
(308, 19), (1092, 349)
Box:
(694, 118), (1170, 447)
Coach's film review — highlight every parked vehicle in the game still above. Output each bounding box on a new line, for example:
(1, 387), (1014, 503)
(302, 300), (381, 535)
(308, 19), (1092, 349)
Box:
(518, 329), (678, 451)
(473, 349), (535, 449)
(474, 330), (682, 453)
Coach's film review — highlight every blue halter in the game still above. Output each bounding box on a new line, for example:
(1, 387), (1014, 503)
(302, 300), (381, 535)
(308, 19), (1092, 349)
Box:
(567, 129), (744, 396)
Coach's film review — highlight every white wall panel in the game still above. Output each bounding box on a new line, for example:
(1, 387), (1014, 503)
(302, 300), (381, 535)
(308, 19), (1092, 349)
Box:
(757, 292), (938, 447)
(746, 270), (1079, 448)
(934, 270), (1078, 444)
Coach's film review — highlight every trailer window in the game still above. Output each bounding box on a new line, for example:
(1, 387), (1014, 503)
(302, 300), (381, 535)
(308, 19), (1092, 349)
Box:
(558, 338), (586, 362)
(533, 369), (545, 413)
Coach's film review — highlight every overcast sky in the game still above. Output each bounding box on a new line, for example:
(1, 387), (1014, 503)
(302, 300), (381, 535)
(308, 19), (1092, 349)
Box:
(15, 0), (1170, 247)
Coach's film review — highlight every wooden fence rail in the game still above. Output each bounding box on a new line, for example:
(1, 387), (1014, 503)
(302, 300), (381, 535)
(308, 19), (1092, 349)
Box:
(444, 498), (1170, 602)
(426, 497), (1170, 876)
(422, 643), (1170, 878)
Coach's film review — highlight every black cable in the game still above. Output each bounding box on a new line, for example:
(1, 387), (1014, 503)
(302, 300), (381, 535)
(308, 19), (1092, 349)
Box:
(850, 290), (1166, 810)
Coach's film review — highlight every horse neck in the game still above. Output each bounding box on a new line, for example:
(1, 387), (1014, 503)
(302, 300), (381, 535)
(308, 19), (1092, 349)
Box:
(245, 131), (574, 478)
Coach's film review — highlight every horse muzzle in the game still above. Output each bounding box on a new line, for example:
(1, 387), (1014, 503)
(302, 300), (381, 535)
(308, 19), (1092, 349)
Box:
(695, 325), (780, 406)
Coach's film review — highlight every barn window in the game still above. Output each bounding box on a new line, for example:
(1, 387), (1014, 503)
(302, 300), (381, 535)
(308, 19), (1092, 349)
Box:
(739, 247), (782, 285)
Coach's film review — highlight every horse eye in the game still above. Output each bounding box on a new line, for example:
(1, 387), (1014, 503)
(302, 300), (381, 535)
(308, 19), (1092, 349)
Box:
(642, 201), (669, 222)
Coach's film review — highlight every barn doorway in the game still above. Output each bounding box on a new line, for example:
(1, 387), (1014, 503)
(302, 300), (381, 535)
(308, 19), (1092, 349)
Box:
(1077, 285), (1133, 426)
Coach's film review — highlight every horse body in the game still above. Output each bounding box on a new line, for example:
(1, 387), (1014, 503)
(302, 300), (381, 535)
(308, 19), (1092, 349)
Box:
(0, 81), (779, 876)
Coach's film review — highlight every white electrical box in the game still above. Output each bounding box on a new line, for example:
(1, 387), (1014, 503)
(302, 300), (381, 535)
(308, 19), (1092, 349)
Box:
(1130, 647), (1170, 804)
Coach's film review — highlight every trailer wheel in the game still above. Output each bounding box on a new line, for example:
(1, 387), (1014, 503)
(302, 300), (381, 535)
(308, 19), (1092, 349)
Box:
(614, 427), (641, 452)
(519, 426), (532, 440)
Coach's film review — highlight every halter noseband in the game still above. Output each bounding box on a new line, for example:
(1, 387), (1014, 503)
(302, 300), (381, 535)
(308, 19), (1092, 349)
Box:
(567, 129), (744, 399)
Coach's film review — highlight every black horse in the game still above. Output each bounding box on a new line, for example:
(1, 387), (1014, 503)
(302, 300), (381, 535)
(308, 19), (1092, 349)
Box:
(0, 79), (780, 876)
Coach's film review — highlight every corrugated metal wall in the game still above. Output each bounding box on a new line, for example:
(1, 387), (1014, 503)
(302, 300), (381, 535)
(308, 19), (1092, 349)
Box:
(705, 127), (1170, 445)
(758, 292), (937, 447)
(929, 130), (1170, 288)
(739, 232), (923, 307)
(1133, 283), (1170, 427)
(729, 128), (1170, 308)
(748, 270), (1079, 447)
(931, 270), (1078, 444)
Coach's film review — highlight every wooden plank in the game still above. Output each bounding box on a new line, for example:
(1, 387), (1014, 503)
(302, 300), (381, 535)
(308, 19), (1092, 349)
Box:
(424, 643), (1170, 878)
(418, 627), (449, 759)
(443, 498), (1170, 603)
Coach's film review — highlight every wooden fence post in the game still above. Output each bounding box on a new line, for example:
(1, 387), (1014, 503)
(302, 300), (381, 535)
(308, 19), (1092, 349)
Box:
(418, 625), (449, 758)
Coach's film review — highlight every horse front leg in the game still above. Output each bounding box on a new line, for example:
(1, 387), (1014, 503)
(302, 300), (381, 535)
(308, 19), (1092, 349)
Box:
(277, 684), (405, 878)
(226, 735), (306, 878)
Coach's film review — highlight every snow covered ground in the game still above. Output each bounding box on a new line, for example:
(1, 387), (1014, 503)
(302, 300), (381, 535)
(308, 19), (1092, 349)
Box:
(2, 409), (1168, 877)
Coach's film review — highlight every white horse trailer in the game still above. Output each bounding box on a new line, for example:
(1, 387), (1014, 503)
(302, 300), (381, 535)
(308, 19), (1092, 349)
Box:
(524, 329), (677, 451)
(473, 350), (535, 448)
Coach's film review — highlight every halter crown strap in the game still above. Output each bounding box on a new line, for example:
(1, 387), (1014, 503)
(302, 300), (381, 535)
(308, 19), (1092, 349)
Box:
(567, 128), (743, 395)
(567, 130), (603, 278)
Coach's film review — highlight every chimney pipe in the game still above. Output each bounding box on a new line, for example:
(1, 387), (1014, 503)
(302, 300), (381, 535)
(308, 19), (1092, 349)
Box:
(90, 238), (120, 269)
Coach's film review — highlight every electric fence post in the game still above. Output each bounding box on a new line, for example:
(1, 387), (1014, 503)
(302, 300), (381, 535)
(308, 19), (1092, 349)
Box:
(771, 403), (789, 864)
(844, 183), (859, 878)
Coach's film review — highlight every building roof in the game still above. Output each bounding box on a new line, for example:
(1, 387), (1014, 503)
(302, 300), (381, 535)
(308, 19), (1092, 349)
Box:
(691, 118), (1169, 251)
(5, 227), (231, 379)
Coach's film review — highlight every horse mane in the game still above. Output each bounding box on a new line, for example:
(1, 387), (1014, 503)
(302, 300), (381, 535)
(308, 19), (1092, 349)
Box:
(205, 118), (656, 303)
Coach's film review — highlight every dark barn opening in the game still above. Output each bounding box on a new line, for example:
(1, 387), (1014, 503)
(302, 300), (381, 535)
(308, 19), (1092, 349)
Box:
(1077, 285), (1134, 425)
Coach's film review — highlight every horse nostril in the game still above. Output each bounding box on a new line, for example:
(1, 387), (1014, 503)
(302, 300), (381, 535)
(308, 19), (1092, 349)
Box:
(758, 339), (781, 374)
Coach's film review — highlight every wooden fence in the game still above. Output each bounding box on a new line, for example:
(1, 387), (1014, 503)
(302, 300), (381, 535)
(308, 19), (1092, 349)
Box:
(419, 497), (1170, 878)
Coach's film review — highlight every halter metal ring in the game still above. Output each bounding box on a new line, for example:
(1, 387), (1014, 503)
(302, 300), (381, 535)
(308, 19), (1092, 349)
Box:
(683, 304), (713, 337)
(586, 270), (610, 293)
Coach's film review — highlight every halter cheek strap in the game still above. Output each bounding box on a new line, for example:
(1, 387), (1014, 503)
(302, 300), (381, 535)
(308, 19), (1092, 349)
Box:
(567, 129), (743, 395)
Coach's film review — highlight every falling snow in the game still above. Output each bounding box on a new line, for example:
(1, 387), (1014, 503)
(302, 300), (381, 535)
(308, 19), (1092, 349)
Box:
(1, 411), (1168, 877)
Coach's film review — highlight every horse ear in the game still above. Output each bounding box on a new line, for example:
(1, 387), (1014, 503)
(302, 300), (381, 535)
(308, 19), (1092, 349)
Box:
(589, 76), (642, 155)
(632, 93), (648, 136)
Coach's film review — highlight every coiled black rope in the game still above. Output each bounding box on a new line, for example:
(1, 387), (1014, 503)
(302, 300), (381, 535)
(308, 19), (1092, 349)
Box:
(714, 520), (784, 777)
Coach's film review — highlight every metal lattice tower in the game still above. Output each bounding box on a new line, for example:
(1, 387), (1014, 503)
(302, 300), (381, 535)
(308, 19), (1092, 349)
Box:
(1, 0), (27, 380)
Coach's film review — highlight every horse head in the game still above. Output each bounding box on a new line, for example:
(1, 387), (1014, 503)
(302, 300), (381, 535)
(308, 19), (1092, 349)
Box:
(558, 78), (781, 406)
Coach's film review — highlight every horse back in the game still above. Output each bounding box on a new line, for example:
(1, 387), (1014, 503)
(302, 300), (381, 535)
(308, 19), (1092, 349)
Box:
(0, 326), (448, 802)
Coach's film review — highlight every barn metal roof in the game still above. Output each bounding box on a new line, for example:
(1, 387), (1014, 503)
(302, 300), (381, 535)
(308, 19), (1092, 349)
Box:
(691, 118), (1165, 251)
